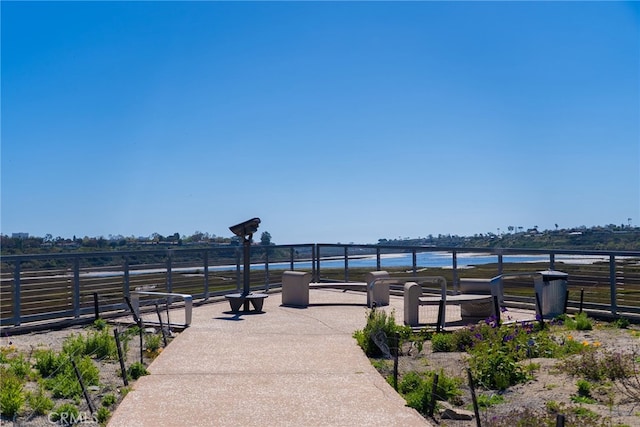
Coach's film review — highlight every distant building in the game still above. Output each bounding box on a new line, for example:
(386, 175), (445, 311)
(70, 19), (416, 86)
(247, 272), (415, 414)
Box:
(12, 232), (29, 239)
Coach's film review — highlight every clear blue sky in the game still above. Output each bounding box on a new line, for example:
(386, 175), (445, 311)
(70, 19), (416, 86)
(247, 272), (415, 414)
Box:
(2, 1), (639, 244)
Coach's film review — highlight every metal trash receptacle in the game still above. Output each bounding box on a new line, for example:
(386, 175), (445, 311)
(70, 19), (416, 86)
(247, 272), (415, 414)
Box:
(534, 270), (568, 319)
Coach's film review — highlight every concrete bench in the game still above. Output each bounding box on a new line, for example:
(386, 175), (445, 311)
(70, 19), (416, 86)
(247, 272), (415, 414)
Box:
(224, 292), (269, 313)
(458, 276), (503, 318)
(281, 270), (390, 308)
(404, 277), (500, 327)
(130, 290), (193, 327)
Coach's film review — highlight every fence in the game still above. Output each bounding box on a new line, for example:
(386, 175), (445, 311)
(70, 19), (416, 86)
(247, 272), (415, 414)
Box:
(2, 244), (639, 328)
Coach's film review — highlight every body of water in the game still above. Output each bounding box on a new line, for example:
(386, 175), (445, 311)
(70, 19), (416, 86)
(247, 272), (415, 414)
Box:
(69, 252), (609, 279)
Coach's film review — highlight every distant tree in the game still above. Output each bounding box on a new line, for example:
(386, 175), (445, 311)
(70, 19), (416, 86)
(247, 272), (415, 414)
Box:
(260, 231), (272, 246)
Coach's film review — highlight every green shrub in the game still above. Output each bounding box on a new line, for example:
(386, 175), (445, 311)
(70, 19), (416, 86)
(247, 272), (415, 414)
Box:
(62, 333), (87, 357)
(127, 362), (149, 380)
(96, 406), (111, 424)
(0, 346), (15, 363)
(353, 309), (408, 358)
(614, 317), (630, 329)
(564, 312), (593, 331)
(34, 349), (66, 378)
(397, 369), (462, 416)
(0, 368), (26, 418)
(8, 354), (32, 379)
(44, 356), (100, 399)
(50, 402), (79, 424)
(145, 333), (162, 352)
(545, 400), (561, 413)
(577, 379), (592, 397)
(575, 312), (593, 331)
(102, 393), (116, 407)
(398, 371), (423, 394)
(475, 392), (505, 409)
(26, 384), (54, 415)
(570, 379), (596, 403)
(451, 327), (475, 351)
(468, 343), (529, 390)
(431, 333), (455, 352)
(85, 329), (117, 360)
(93, 318), (108, 331)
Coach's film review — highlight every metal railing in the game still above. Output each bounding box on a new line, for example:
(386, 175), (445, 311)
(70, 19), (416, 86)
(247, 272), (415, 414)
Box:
(1, 244), (639, 328)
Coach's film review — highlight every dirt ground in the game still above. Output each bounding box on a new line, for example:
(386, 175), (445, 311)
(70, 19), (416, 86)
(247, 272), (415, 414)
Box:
(1, 319), (175, 427)
(378, 324), (640, 427)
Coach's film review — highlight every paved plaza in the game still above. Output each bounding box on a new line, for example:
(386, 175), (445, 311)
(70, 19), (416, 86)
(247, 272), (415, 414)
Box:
(108, 288), (537, 426)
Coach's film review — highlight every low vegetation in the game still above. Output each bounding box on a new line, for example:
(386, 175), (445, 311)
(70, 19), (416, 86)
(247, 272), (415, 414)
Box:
(355, 308), (640, 426)
(0, 319), (167, 426)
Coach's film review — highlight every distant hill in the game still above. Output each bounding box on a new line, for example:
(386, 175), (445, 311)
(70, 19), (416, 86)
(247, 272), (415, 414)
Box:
(377, 225), (640, 251)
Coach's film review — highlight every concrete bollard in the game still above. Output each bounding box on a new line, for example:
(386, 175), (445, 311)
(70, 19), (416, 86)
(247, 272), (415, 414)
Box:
(281, 271), (312, 307)
(366, 270), (390, 307)
(404, 282), (422, 326)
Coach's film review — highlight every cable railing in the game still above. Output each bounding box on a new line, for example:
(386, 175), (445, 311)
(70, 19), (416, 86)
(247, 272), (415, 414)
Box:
(2, 244), (639, 329)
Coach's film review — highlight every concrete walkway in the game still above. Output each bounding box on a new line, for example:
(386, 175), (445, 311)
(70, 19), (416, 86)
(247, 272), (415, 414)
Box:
(108, 289), (432, 427)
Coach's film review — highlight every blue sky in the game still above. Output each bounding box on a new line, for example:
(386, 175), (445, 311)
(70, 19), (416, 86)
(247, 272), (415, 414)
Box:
(2, 1), (639, 244)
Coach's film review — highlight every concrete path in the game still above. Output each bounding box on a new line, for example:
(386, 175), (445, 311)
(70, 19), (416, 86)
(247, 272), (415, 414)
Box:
(108, 289), (431, 427)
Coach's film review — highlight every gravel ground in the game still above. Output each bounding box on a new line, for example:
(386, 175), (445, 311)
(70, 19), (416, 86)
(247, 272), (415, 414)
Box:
(1, 318), (178, 427)
(378, 324), (640, 427)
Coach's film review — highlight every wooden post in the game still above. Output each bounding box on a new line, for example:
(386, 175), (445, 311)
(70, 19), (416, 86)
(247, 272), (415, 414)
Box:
(114, 330), (129, 386)
(428, 373), (439, 418)
(71, 358), (95, 414)
(467, 368), (481, 427)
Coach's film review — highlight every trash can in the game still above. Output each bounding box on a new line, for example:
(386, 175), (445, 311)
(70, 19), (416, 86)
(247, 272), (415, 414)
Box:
(534, 270), (568, 319)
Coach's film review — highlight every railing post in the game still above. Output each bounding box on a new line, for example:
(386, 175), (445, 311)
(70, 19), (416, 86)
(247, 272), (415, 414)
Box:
(13, 261), (21, 326)
(550, 253), (555, 270)
(344, 246), (349, 282)
(166, 250), (173, 293)
(290, 247), (294, 270)
(497, 253), (503, 276)
(123, 257), (130, 299)
(610, 255), (617, 315)
(311, 244), (317, 282)
(412, 249), (417, 277)
(236, 247), (242, 292)
(203, 250), (210, 299)
(73, 257), (81, 318)
(452, 251), (459, 294)
(315, 244), (321, 281)
(264, 247), (270, 291)
(376, 247), (381, 271)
